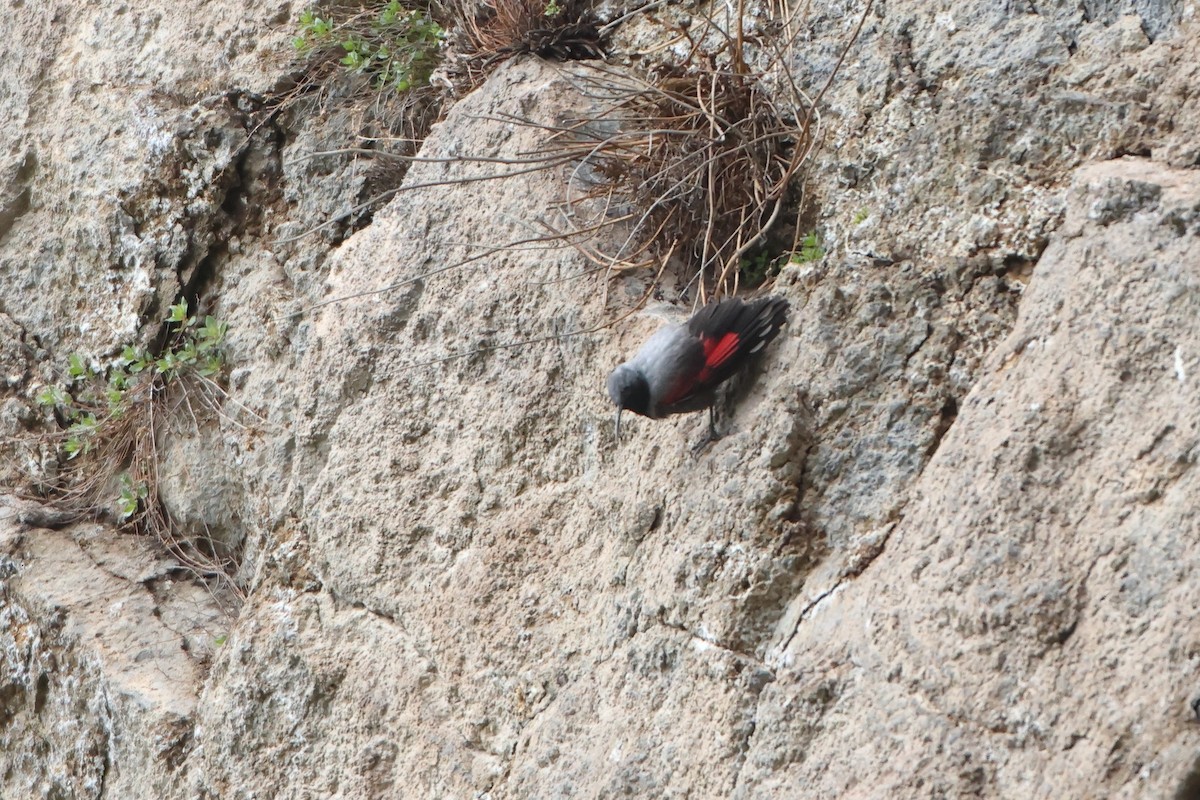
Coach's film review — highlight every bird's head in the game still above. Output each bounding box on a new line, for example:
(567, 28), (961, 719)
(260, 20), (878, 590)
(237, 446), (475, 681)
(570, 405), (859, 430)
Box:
(606, 365), (651, 438)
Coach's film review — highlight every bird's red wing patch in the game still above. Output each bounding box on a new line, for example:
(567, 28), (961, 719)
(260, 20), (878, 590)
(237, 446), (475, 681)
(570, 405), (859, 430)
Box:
(661, 332), (742, 406)
(699, 332), (741, 381)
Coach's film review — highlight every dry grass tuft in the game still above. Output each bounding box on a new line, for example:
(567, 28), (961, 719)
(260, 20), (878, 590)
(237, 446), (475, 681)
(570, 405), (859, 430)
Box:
(544, 54), (816, 298)
(445, 0), (607, 88)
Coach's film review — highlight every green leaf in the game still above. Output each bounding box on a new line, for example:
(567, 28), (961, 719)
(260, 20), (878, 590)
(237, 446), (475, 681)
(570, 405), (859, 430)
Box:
(116, 474), (147, 521)
(117, 495), (138, 520)
(69, 413), (99, 435)
(200, 316), (228, 345)
(64, 414), (96, 455)
(199, 356), (224, 377)
(123, 344), (150, 374)
(181, 341), (199, 362)
(119, 344), (149, 371)
(68, 353), (88, 378)
(36, 386), (64, 408)
(156, 353), (178, 378)
(168, 299), (189, 323)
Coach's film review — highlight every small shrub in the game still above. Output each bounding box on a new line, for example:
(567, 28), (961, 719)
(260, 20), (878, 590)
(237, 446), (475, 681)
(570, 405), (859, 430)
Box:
(277, 2), (451, 240)
(29, 299), (234, 580)
(293, 2), (445, 93)
(739, 248), (783, 286)
(738, 231), (824, 285)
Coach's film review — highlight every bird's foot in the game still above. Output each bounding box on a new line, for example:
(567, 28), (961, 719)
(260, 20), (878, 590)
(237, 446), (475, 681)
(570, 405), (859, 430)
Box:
(691, 420), (727, 455)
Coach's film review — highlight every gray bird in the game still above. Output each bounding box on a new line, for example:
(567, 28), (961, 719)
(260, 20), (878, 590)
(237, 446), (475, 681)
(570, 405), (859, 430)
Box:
(607, 295), (790, 438)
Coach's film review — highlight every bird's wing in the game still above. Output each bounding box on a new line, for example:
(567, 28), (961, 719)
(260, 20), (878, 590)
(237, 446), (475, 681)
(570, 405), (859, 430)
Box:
(660, 296), (789, 410)
(658, 332), (736, 407)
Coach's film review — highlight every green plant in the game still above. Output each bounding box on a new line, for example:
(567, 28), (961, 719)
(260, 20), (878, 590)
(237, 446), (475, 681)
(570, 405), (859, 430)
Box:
(117, 473), (148, 521)
(852, 207), (870, 225)
(739, 248), (783, 286)
(293, 1), (445, 93)
(543, 0), (562, 16)
(31, 299), (230, 562)
(278, 2), (452, 243)
(293, 8), (333, 48)
(791, 232), (825, 264)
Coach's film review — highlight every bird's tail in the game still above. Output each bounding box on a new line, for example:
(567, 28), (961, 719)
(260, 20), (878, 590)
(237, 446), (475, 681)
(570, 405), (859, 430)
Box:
(740, 296), (790, 354)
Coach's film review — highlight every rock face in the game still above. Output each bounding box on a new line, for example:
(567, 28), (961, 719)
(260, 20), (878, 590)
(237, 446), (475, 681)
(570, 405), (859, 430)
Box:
(1, 1), (1199, 799)
(742, 157), (1200, 799)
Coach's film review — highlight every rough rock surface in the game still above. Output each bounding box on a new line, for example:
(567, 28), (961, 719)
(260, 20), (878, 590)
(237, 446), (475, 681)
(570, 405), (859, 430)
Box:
(743, 157), (1200, 799)
(0, 1), (1198, 799)
(0, 522), (226, 798)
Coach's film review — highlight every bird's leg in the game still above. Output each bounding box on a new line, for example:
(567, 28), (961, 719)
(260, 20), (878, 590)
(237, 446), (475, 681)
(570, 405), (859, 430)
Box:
(691, 405), (723, 455)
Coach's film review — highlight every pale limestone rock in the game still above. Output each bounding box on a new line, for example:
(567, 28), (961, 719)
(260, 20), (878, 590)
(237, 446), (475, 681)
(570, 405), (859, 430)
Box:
(0, 0), (1198, 798)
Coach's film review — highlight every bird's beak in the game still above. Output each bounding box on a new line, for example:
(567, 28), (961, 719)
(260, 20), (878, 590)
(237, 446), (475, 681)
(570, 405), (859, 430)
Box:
(614, 407), (623, 439)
